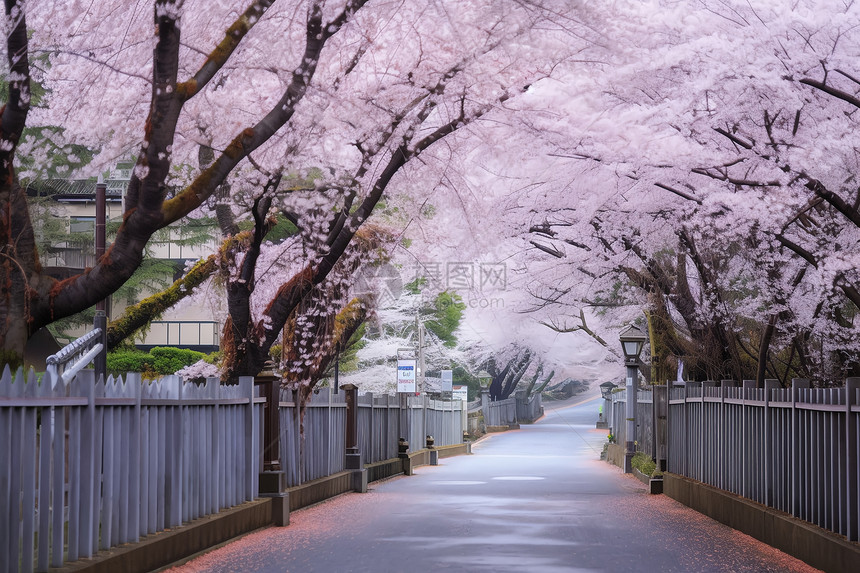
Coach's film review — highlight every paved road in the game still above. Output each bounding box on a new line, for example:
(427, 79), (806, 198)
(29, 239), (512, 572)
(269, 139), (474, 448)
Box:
(168, 396), (820, 573)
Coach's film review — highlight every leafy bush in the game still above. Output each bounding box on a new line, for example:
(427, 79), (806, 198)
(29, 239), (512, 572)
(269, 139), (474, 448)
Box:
(107, 346), (207, 377)
(149, 347), (206, 375)
(631, 451), (657, 477)
(106, 347), (152, 376)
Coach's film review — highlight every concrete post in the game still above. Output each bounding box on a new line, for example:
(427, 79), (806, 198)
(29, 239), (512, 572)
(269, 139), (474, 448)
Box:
(93, 180), (107, 381)
(624, 361), (638, 473)
(426, 435), (437, 465)
(398, 437), (412, 476)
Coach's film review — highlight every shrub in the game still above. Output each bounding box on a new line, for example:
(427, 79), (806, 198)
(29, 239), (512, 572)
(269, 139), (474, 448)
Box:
(631, 451), (657, 477)
(149, 347), (206, 375)
(106, 347), (152, 375)
(106, 346), (207, 377)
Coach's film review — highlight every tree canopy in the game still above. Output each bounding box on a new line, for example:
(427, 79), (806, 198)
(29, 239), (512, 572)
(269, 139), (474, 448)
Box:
(4, 0), (860, 387)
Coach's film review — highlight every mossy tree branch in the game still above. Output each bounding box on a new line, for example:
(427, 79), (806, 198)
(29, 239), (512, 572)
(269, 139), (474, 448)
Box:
(105, 230), (254, 349)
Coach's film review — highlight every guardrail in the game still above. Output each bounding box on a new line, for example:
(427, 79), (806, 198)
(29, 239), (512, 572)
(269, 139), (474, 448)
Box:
(45, 327), (104, 384)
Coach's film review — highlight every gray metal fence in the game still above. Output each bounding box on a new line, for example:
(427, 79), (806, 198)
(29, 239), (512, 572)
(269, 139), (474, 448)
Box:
(485, 396), (517, 426)
(1, 366), (465, 573)
(0, 367), (260, 573)
(357, 392), (401, 463)
(606, 378), (860, 543)
(668, 379), (860, 542)
(407, 394), (465, 447)
(273, 388), (464, 488)
(605, 389), (654, 454)
(516, 392), (544, 423)
(481, 392), (543, 427)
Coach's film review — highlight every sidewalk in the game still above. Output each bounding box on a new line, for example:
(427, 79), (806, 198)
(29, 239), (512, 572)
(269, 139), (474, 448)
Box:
(166, 397), (820, 573)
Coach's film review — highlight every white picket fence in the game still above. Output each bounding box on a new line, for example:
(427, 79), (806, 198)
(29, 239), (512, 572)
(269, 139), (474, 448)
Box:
(0, 367), (261, 573)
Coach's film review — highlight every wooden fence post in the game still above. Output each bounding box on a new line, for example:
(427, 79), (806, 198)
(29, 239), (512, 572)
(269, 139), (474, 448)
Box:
(342, 384), (367, 493)
(255, 369), (281, 473)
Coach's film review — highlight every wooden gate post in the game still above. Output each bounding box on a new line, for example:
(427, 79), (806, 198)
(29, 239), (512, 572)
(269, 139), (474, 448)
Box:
(254, 369), (289, 525)
(342, 384), (367, 492)
(255, 367), (287, 506)
(255, 368), (281, 473)
(653, 383), (667, 471)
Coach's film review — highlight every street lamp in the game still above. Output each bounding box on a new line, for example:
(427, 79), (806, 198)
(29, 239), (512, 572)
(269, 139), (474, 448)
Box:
(619, 324), (647, 473)
(477, 370), (492, 389)
(599, 381), (617, 400)
(619, 324), (647, 365)
(596, 381), (616, 429)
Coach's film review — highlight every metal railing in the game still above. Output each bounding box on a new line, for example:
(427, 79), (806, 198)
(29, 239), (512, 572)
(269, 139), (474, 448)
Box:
(605, 379), (860, 542)
(0, 369), (259, 573)
(45, 327), (104, 384)
(273, 387), (464, 488)
(1, 367), (466, 573)
(480, 391), (543, 427)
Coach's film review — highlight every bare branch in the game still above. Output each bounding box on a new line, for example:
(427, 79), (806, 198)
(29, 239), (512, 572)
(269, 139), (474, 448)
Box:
(800, 77), (860, 109)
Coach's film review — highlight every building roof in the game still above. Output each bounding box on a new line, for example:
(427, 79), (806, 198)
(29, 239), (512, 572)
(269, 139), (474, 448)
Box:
(27, 178), (124, 201)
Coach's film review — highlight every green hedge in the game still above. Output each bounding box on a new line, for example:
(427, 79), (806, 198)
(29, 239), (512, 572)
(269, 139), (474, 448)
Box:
(107, 346), (207, 377)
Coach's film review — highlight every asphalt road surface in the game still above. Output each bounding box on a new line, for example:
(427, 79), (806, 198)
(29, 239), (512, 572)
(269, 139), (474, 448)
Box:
(167, 395), (820, 573)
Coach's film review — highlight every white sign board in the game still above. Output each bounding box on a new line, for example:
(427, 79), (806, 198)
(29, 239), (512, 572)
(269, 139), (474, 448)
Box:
(397, 359), (417, 393)
(441, 369), (453, 393)
(452, 385), (468, 402)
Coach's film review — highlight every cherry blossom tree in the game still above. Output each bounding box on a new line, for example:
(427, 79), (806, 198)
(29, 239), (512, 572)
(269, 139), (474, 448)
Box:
(3, 0), (372, 365)
(482, 0), (860, 385)
(1, 0), (579, 375)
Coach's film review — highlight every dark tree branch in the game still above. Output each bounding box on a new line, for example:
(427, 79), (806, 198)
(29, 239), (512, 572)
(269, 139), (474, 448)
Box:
(800, 77), (860, 109)
(713, 127), (753, 149)
(655, 183), (702, 204)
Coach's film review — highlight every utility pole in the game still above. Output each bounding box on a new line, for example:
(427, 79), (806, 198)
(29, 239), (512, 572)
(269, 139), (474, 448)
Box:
(93, 177), (107, 381)
(418, 317), (426, 443)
